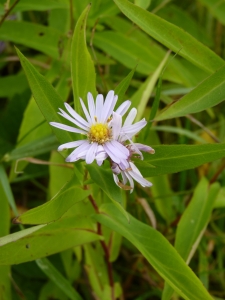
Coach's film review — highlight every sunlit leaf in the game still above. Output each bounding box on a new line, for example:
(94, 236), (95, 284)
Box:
(113, 0), (224, 73)
(162, 178), (220, 300)
(156, 65), (225, 121)
(71, 4), (97, 112)
(0, 216), (100, 265)
(136, 143), (225, 177)
(93, 203), (213, 300)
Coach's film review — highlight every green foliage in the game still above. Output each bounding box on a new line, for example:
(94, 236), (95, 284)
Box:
(94, 203), (213, 300)
(71, 4), (97, 111)
(1, 1), (225, 299)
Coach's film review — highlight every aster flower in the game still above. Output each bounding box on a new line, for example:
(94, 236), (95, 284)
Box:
(50, 90), (154, 192)
(111, 144), (155, 193)
(50, 90), (135, 165)
(107, 106), (154, 191)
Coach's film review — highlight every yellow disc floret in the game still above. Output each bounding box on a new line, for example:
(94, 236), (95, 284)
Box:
(88, 123), (111, 144)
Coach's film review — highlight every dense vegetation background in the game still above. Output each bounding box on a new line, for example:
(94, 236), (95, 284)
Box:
(1, 0), (225, 299)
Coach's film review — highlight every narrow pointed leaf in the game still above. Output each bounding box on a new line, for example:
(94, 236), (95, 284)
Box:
(136, 143), (225, 177)
(162, 179), (220, 300)
(36, 258), (82, 300)
(14, 175), (90, 225)
(16, 48), (74, 144)
(71, 4), (97, 111)
(135, 50), (170, 121)
(0, 166), (11, 300)
(0, 216), (100, 265)
(113, 0), (224, 73)
(114, 68), (135, 106)
(93, 203), (213, 300)
(156, 64), (225, 121)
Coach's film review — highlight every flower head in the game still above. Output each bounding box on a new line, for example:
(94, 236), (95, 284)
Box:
(50, 90), (155, 192)
(111, 144), (155, 193)
(50, 91), (132, 165)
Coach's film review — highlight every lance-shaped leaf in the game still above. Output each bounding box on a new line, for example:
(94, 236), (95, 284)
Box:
(0, 216), (100, 265)
(4, 135), (58, 162)
(16, 48), (74, 145)
(156, 64), (225, 121)
(133, 50), (170, 122)
(93, 203), (213, 300)
(36, 258), (82, 300)
(136, 143), (225, 177)
(14, 175), (90, 225)
(71, 4), (97, 112)
(114, 68), (135, 107)
(113, 0), (224, 74)
(162, 178), (220, 300)
(0, 165), (11, 299)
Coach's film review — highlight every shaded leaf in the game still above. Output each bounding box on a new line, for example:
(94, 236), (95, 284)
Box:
(36, 258), (82, 300)
(14, 175), (90, 225)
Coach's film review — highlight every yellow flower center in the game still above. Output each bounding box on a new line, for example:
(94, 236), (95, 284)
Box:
(88, 123), (111, 144)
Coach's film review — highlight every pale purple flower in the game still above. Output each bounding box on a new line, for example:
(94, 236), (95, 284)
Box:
(50, 90), (133, 165)
(50, 90), (155, 192)
(111, 144), (155, 193)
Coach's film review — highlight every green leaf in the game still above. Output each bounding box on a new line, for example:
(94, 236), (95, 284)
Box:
(94, 31), (182, 84)
(36, 258), (82, 300)
(84, 244), (109, 298)
(136, 143), (225, 177)
(150, 175), (175, 224)
(114, 68), (135, 106)
(16, 48), (73, 145)
(0, 165), (11, 300)
(162, 178), (220, 300)
(0, 216), (100, 265)
(156, 64), (225, 121)
(93, 203), (213, 300)
(0, 164), (17, 216)
(0, 74), (28, 98)
(214, 187), (225, 208)
(134, 50), (170, 121)
(87, 164), (123, 204)
(86, 164), (129, 221)
(199, 0), (225, 25)
(113, 0), (224, 74)
(0, 21), (66, 59)
(3, 135), (58, 162)
(49, 151), (74, 198)
(134, 0), (151, 9)
(102, 15), (208, 87)
(157, 4), (212, 47)
(14, 175), (90, 225)
(11, 0), (68, 12)
(151, 126), (206, 144)
(71, 4), (97, 112)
